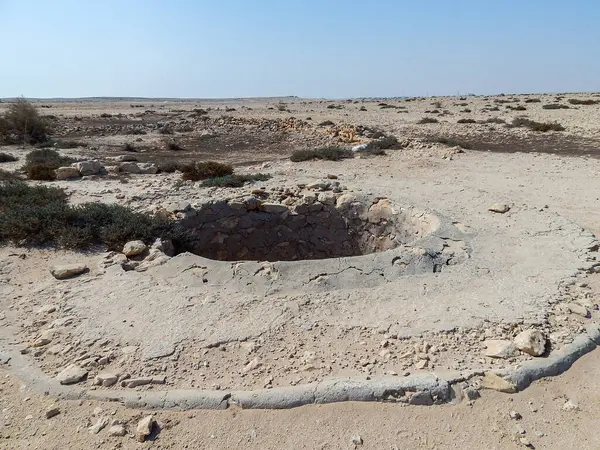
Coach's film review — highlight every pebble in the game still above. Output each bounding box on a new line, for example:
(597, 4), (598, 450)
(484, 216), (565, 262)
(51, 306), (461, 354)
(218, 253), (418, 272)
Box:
(509, 410), (522, 420)
(89, 417), (109, 434)
(108, 424), (127, 437)
(243, 357), (262, 373)
(122, 240), (147, 257)
(351, 434), (363, 446)
(94, 373), (119, 387)
(135, 415), (155, 442)
(45, 407), (60, 419)
(488, 203), (510, 213)
(562, 399), (580, 411)
(50, 264), (89, 280)
(56, 364), (88, 385)
(514, 329), (546, 356)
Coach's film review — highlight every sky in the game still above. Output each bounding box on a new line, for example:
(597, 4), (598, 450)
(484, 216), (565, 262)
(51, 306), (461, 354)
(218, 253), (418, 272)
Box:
(1, 0), (599, 99)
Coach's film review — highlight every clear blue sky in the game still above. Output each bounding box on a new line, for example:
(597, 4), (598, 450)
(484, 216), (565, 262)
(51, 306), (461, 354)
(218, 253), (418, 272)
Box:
(1, 0), (599, 98)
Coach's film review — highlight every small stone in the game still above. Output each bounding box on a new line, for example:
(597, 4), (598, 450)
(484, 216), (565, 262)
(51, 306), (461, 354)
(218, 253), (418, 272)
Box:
(484, 340), (519, 359)
(480, 373), (517, 393)
(55, 166), (81, 180)
(351, 434), (363, 446)
(514, 329), (546, 356)
(566, 303), (590, 318)
(509, 410), (522, 420)
(45, 407), (60, 419)
(32, 337), (52, 347)
(519, 437), (533, 448)
(135, 415), (155, 442)
(122, 240), (147, 257)
(56, 364), (88, 385)
(409, 391), (434, 406)
(562, 400), (579, 411)
(243, 357), (262, 373)
(326, 174), (338, 179)
(108, 424), (127, 437)
(488, 203), (510, 213)
(415, 359), (429, 369)
(50, 264), (88, 280)
(89, 417), (109, 434)
(464, 387), (481, 401)
(94, 373), (119, 387)
(37, 305), (57, 314)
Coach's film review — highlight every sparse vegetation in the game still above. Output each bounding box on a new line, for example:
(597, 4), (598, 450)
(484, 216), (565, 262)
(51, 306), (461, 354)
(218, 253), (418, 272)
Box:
(166, 141), (184, 151)
(159, 125), (174, 135)
(0, 98), (50, 144)
(123, 142), (137, 152)
(510, 118), (565, 132)
(0, 152), (18, 163)
(483, 117), (506, 124)
(200, 173), (271, 188)
(317, 120), (335, 127)
(568, 98), (599, 105)
(0, 181), (189, 251)
(22, 149), (79, 180)
(525, 98), (541, 103)
(327, 104), (344, 110)
(0, 169), (22, 181)
(457, 118), (477, 124)
(181, 161), (234, 181)
(426, 136), (472, 149)
(418, 117), (439, 124)
(542, 103), (569, 110)
(290, 147), (353, 162)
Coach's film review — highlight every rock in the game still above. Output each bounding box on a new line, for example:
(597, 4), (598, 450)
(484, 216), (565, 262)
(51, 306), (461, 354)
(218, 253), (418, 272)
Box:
(261, 203), (288, 214)
(94, 372), (119, 387)
(122, 240), (147, 257)
(352, 143), (369, 152)
(138, 163), (159, 174)
(47, 344), (63, 355)
(73, 160), (104, 176)
(122, 376), (166, 388)
(488, 203), (510, 213)
(113, 155), (137, 162)
(151, 238), (175, 257)
(562, 400), (579, 411)
(509, 410), (522, 420)
(351, 434), (363, 446)
(165, 201), (191, 214)
(367, 199), (394, 223)
(108, 424), (127, 437)
(134, 249), (171, 272)
(336, 193), (358, 209)
(32, 337), (52, 347)
(464, 387), (481, 401)
(484, 340), (519, 359)
(50, 264), (89, 280)
(45, 406), (60, 419)
(135, 415), (155, 442)
(514, 329), (546, 356)
(480, 373), (517, 393)
(56, 364), (88, 385)
(37, 304), (57, 314)
(519, 437), (533, 448)
(55, 167), (81, 180)
(409, 391), (434, 406)
(567, 303), (590, 318)
(119, 162), (142, 174)
(243, 357), (262, 373)
(326, 174), (338, 179)
(317, 192), (336, 206)
(89, 417), (109, 434)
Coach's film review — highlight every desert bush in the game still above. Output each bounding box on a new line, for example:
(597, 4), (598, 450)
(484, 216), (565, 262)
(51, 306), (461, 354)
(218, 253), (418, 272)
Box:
(568, 98), (599, 105)
(525, 98), (541, 103)
(359, 106), (367, 111)
(418, 117), (439, 124)
(510, 118), (565, 132)
(181, 161), (234, 181)
(0, 98), (50, 144)
(166, 141), (184, 151)
(511, 105), (527, 111)
(318, 120), (335, 126)
(157, 160), (190, 173)
(462, 108), (472, 113)
(290, 147), (353, 162)
(122, 142), (137, 152)
(126, 128), (147, 135)
(201, 173), (271, 188)
(100, 113), (112, 118)
(457, 118), (477, 124)
(22, 149), (78, 180)
(368, 135), (399, 150)
(483, 117), (506, 124)
(327, 104), (344, 109)
(158, 125), (174, 135)
(426, 136), (472, 149)
(542, 103), (569, 110)
(0, 169), (22, 181)
(276, 103), (289, 112)
(0, 182), (191, 251)
(0, 152), (18, 162)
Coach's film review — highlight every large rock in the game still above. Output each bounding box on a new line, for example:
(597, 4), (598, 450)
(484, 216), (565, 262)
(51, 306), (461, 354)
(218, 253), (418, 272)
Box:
(122, 240), (147, 257)
(138, 163), (158, 174)
(120, 162), (158, 174)
(50, 264), (88, 280)
(135, 415), (155, 442)
(514, 329), (546, 356)
(480, 373), (517, 393)
(367, 198), (394, 223)
(55, 167), (81, 180)
(56, 364), (88, 385)
(483, 340), (519, 359)
(73, 160), (104, 176)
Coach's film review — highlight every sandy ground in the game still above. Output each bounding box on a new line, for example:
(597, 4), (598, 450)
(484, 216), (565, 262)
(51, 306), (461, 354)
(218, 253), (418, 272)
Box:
(2, 93), (600, 448)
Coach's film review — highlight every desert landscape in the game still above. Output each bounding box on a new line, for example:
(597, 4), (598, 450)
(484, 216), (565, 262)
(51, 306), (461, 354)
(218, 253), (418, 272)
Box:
(1, 94), (600, 449)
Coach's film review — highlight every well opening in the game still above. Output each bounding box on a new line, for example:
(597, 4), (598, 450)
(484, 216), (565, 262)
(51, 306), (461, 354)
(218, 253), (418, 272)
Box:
(178, 195), (436, 262)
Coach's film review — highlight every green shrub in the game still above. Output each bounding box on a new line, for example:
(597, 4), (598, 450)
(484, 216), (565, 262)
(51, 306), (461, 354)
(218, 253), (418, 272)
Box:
(510, 118), (565, 132)
(542, 103), (569, 110)
(418, 117), (439, 124)
(457, 118), (477, 124)
(201, 173), (271, 188)
(0, 98), (50, 144)
(0, 152), (18, 163)
(0, 182), (190, 251)
(181, 161), (234, 181)
(290, 147), (353, 162)
(0, 169), (22, 181)
(22, 149), (78, 180)
(568, 98), (599, 105)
